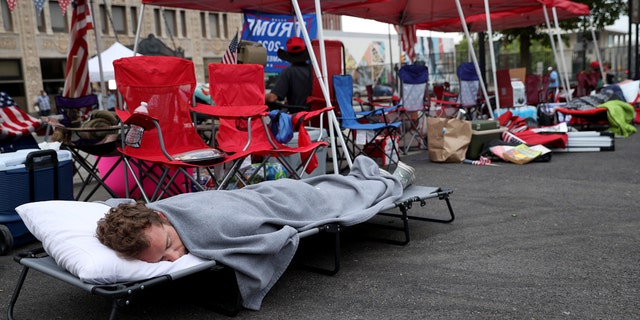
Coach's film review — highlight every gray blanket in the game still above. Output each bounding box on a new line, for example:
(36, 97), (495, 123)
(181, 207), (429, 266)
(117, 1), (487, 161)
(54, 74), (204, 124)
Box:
(147, 156), (404, 310)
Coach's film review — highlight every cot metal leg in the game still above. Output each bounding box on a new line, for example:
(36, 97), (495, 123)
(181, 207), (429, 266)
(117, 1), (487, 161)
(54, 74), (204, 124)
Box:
(299, 224), (342, 276)
(108, 300), (119, 320)
(405, 189), (456, 224)
(7, 265), (30, 320)
(374, 188), (455, 246)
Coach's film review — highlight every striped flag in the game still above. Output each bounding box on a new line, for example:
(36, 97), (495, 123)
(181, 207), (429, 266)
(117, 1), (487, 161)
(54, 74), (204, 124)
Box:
(222, 31), (239, 64)
(395, 24), (417, 63)
(63, 0), (93, 98)
(0, 92), (42, 141)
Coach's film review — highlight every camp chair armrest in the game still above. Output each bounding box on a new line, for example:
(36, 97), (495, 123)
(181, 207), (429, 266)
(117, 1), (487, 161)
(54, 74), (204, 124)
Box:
(191, 103), (267, 118)
(267, 101), (310, 113)
(122, 112), (157, 131)
(430, 98), (462, 106)
(298, 106), (334, 119)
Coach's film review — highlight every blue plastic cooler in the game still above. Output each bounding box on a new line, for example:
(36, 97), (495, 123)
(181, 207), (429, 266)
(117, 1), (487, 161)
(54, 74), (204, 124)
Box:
(0, 149), (74, 250)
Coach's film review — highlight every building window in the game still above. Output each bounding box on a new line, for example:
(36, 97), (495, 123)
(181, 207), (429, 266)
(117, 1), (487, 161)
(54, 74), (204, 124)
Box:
(112, 6), (126, 35)
(49, 1), (67, 33)
(154, 9), (161, 36)
(222, 14), (229, 38)
(208, 13), (219, 38)
(180, 11), (187, 37)
(36, 10), (45, 33)
(200, 12), (206, 38)
(130, 7), (138, 35)
(163, 9), (176, 37)
(0, 59), (25, 108)
(0, 59), (22, 80)
(1, 0), (13, 32)
(40, 58), (65, 94)
(98, 4), (108, 34)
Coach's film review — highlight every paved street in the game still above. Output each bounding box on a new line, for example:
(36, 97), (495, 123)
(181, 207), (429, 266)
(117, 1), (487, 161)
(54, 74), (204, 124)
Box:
(1, 128), (639, 319)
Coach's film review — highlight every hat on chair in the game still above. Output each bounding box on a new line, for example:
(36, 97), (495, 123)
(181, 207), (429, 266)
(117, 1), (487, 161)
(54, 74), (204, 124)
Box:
(277, 37), (310, 64)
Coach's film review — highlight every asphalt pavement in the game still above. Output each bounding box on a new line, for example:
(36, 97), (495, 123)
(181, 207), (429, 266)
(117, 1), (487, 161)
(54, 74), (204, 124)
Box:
(1, 128), (639, 319)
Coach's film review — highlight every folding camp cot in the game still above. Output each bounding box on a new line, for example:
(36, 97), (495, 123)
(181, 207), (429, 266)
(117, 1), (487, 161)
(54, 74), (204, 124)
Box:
(8, 184), (454, 319)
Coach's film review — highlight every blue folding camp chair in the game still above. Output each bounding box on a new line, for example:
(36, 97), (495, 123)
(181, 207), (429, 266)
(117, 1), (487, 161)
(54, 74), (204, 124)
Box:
(333, 74), (402, 170)
(397, 64), (429, 153)
(457, 62), (480, 109)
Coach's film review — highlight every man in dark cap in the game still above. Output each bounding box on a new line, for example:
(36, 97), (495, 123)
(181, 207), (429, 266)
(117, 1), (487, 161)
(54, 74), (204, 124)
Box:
(265, 36), (313, 108)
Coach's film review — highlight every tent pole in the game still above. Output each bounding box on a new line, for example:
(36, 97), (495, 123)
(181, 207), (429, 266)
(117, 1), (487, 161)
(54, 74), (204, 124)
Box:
(552, 6), (572, 101)
(543, 4), (563, 100)
(455, 0), (494, 118)
(313, 0), (344, 173)
(292, 0), (353, 171)
(387, 24), (395, 93)
(589, 16), (606, 83)
(483, 0), (500, 112)
(90, 0), (107, 109)
(133, 4), (146, 55)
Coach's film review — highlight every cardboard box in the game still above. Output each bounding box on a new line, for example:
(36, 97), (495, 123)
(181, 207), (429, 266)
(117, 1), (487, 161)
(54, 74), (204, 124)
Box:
(0, 149), (74, 248)
(466, 127), (507, 160)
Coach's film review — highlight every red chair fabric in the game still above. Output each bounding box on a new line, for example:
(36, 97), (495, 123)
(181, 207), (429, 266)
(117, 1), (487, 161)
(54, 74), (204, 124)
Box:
(113, 56), (235, 200)
(194, 63), (330, 177)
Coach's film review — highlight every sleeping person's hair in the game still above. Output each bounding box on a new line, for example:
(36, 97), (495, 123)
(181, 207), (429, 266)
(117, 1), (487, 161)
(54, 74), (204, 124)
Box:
(96, 201), (166, 259)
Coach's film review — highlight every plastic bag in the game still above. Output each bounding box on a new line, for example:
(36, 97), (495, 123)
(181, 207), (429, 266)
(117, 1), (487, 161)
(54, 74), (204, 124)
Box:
(268, 110), (294, 144)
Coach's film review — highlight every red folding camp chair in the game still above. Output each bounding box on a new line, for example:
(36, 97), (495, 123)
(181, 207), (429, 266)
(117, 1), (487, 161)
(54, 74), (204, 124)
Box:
(191, 63), (330, 185)
(113, 56), (239, 201)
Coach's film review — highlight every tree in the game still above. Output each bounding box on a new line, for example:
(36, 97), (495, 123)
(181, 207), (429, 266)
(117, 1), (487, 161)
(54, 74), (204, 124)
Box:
(500, 0), (626, 73)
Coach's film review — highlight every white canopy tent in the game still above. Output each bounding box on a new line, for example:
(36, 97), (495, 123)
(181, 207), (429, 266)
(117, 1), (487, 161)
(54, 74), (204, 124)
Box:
(88, 42), (140, 83)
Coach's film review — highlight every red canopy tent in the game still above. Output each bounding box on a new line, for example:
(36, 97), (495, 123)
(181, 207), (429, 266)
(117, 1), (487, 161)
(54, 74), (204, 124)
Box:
(329, 0), (545, 26)
(415, 0), (589, 33)
(413, 0), (590, 108)
(140, 0), (386, 14)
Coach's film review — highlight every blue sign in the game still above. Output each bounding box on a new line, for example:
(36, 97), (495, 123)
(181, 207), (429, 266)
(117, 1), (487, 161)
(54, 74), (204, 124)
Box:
(242, 10), (317, 74)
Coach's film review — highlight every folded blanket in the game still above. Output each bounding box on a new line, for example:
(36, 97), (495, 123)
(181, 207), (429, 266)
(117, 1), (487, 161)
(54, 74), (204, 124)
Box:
(147, 156), (403, 310)
(597, 100), (637, 137)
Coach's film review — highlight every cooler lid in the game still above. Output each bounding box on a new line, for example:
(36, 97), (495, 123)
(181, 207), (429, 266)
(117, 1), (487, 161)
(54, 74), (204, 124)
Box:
(0, 149), (72, 171)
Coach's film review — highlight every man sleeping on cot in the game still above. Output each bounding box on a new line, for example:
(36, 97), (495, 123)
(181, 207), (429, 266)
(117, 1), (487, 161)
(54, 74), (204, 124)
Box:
(96, 156), (415, 310)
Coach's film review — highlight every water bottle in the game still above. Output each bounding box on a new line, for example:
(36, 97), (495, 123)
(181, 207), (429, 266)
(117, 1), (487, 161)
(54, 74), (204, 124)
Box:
(124, 102), (148, 148)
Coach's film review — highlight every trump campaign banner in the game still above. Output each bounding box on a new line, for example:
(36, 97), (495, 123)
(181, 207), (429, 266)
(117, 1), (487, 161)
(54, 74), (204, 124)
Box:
(241, 10), (317, 74)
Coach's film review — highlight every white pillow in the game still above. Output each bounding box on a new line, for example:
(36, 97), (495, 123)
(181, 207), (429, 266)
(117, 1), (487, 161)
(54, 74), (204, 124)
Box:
(15, 200), (208, 284)
(618, 80), (640, 103)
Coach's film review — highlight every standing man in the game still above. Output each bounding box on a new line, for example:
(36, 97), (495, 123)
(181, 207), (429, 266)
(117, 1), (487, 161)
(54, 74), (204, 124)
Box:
(547, 67), (558, 102)
(265, 36), (313, 108)
(35, 90), (51, 117)
(602, 61), (615, 85)
(106, 90), (117, 111)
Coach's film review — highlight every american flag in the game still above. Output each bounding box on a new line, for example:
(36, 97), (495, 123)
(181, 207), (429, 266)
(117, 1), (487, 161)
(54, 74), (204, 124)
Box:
(63, 0), (93, 98)
(395, 24), (417, 63)
(0, 92), (42, 141)
(222, 31), (239, 64)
